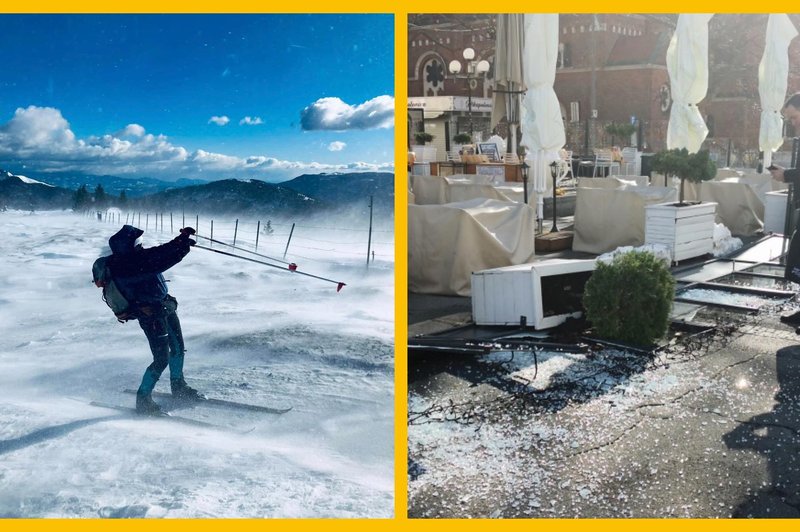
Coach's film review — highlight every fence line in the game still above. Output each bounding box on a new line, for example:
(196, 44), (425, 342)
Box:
(83, 209), (393, 265)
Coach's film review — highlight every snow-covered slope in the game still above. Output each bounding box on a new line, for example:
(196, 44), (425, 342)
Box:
(0, 210), (394, 517)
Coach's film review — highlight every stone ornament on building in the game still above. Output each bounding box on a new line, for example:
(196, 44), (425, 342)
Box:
(660, 84), (672, 114)
(424, 59), (445, 96)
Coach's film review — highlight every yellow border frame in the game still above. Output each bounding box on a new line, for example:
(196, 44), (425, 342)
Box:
(5, 2), (800, 529)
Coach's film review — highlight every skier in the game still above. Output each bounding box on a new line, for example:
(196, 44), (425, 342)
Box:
(107, 224), (202, 415)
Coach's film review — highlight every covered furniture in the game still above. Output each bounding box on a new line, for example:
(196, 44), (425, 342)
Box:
(681, 174), (787, 236)
(572, 185), (678, 254)
(409, 198), (537, 296)
(411, 174), (533, 206)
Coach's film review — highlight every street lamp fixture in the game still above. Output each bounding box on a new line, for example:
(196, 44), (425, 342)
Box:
(549, 161), (560, 233)
(448, 47), (490, 138)
(521, 160), (529, 206)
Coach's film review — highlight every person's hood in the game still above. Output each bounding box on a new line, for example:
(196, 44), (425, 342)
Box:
(109, 225), (144, 255)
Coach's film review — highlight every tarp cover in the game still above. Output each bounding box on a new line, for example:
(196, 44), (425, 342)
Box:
(412, 175), (533, 205)
(409, 198), (537, 296)
(573, 185), (678, 254)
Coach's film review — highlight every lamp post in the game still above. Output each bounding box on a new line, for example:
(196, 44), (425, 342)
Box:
(448, 48), (490, 139)
(521, 160), (529, 206)
(549, 161), (560, 233)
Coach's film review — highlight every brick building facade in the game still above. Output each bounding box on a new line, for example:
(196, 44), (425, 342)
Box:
(408, 14), (800, 166)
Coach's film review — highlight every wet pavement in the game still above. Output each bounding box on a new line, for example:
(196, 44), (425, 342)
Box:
(407, 235), (800, 518)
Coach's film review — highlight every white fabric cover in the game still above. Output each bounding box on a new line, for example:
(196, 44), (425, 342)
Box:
(521, 14), (565, 221)
(759, 14), (798, 168)
(409, 198), (537, 296)
(572, 185), (678, 254)
(698, 181), (763, 236)
(666, 14), (712, 153)
(577, 176), (645, 189)
(680, 174), (782, 236)
(412, 175), (534, 206)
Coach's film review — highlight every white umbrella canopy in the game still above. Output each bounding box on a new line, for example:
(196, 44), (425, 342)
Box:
(759, 14), (798, 169)
(520, 13), (565, 220)
(666, 14), (713, 153)
(492, 14), (525, 155)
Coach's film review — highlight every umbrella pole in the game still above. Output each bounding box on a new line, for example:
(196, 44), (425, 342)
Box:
(510, 124), (518, 156)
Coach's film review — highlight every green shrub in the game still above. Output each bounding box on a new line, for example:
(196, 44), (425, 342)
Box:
(604, 122), (636, 146)
(583, 251), (675, 346)
(414, 132), (434, 145)
(453, 133), (472, 144)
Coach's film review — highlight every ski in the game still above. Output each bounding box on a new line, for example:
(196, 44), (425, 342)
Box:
(122, 389), (292, 414)
(89, 400), (225, 430)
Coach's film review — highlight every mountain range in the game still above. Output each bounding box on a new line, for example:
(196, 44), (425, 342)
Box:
(0, 169), (394, 216)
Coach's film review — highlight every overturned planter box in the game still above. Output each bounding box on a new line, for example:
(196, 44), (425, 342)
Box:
(471, 258), (597, 329)
(645, 201), (717, 263)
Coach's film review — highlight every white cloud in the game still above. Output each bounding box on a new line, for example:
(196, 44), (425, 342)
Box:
(0, 105), (393, 182)
(117, 123), (146, 137)
(328, 141), (347, 152)
(0, 106), (77, 152)
(239, 116), (264, 126)
(209, 115), (230, 126)
(301, 95), (394, 131)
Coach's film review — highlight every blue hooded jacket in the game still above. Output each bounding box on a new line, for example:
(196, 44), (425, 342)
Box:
(107, 225), (192, 307)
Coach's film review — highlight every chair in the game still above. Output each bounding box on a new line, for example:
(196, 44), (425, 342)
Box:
(593, 149), (620, 177)
(620, 147), (637, 175)
(577, 155), (596, 177)
(555, 150), (575, 187)
(447, 151), (462, 162)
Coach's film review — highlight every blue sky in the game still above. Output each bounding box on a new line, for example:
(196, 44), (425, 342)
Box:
(0, 14), (394, 182)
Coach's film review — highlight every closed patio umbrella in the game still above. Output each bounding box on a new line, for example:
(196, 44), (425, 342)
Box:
(666, 14), (713, 153)
(759, 14), (798, 170)
(492, 14), (525, 158)
(520, 13), (565, 224)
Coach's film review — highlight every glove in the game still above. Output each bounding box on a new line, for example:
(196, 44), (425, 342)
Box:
(175, 227), (196, 249)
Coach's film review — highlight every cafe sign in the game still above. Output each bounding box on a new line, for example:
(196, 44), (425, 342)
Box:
(408, 96), (493, 113)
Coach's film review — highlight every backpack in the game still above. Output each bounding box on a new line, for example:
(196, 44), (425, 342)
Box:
(92, 256), (136, 322)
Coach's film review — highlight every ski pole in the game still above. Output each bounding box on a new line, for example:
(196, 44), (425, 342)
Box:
(195, 234), (293, 265)
(193, 244), (346, 292)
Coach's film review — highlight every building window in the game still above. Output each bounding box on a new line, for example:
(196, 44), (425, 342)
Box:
(706, 114), (715, 138)
(570, 102), (580, 123)
(557, 43), (571, 68)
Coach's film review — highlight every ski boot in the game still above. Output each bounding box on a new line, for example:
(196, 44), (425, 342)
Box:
(136, 393), (164, 416)
(171, 378), (205, 401)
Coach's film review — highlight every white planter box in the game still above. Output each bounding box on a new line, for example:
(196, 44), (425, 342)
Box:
(645, 201), (717, 262)
(412, 144), (437, 163)
(471, 259), (597, 329)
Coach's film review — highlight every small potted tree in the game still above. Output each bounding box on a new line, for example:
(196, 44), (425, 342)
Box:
(651, 148), (716, 204)
(412, 132), (435, 163)
(646, 148), (718, 262)
(452, 132), (472, 157)
(604, 122), (636, 147)
(414, 132), (434, 145)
